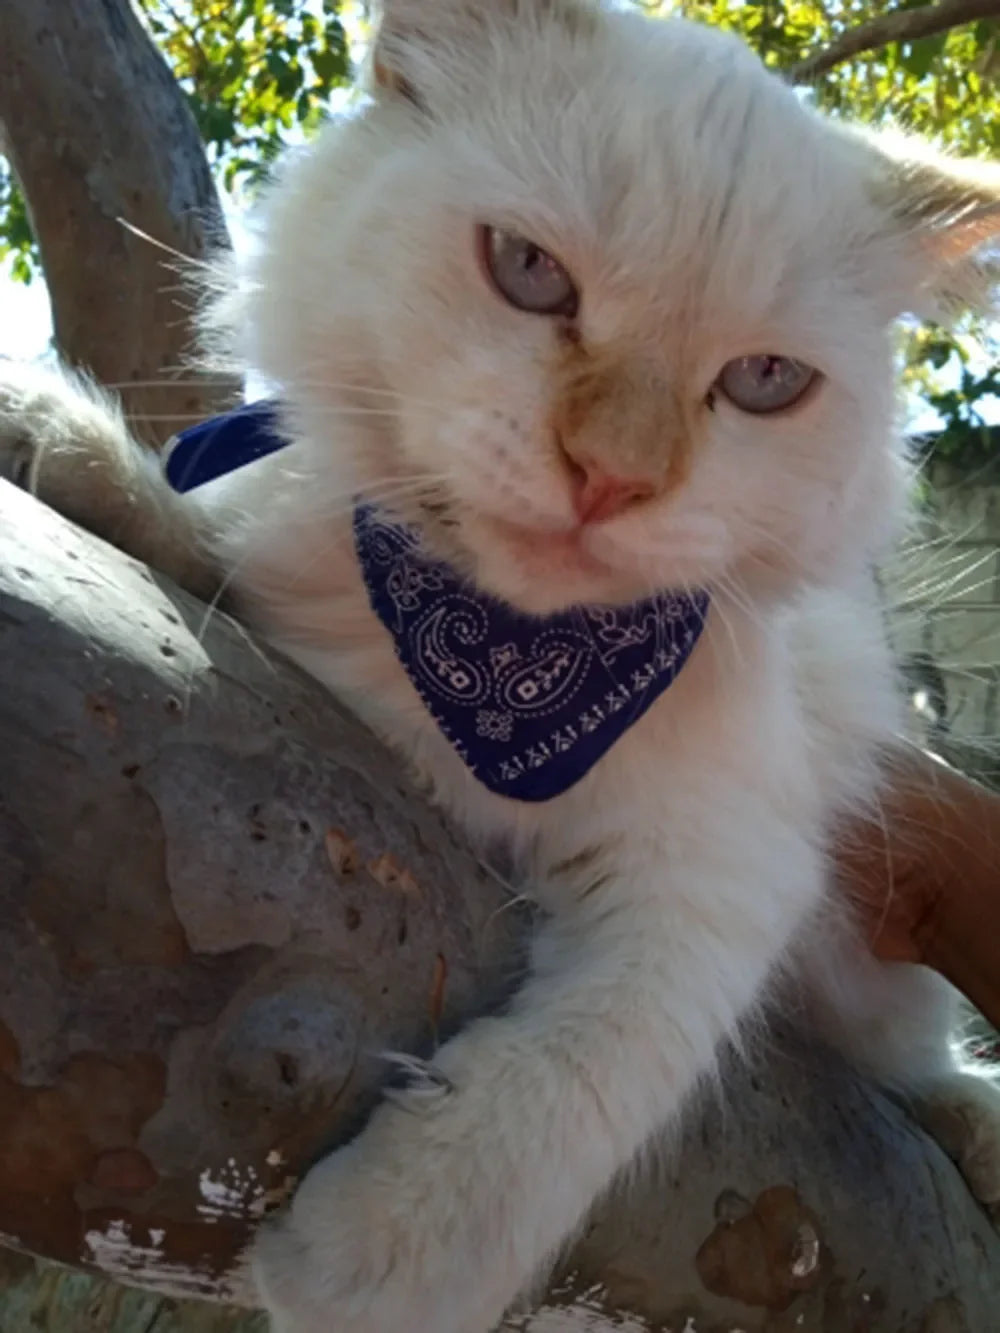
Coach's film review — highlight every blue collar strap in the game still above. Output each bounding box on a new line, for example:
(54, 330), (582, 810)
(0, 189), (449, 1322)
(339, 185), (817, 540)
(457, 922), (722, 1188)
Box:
(164, 400), (289, 493)
(164, 404), (710, 803)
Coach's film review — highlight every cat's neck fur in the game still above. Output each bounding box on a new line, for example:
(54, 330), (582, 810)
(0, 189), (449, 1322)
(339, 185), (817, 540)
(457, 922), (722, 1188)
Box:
(205, 437), (841, 876)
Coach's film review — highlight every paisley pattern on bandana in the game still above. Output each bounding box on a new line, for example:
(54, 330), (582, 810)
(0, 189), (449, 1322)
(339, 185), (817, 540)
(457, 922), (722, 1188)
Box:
(354, 505), (710, 802)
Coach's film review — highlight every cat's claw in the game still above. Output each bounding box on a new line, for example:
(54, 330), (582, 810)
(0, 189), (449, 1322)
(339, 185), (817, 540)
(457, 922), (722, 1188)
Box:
(0, 361), (123, 519)
(252, 1090), (526, 1333)
(921, 1071), (1000, 1217)
(0, 371), (45, 490)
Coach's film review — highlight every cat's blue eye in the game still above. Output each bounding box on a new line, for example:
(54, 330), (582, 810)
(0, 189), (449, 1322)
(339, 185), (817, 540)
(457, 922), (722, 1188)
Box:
(479, 226), (579, 318)
(716, 355), (817, 414)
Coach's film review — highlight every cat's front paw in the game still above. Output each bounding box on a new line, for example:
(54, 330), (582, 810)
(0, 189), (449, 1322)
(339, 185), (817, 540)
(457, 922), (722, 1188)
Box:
(0, 367), (44, 490)
(0, 360), (126, 523)
(251, 1093), (528, 1333)
(920, 1070), (1000, 1216)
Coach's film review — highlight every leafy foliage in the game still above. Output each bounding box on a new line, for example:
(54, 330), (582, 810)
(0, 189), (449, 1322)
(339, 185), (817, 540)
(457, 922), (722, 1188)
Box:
(1, 0), (998, 457)
(1, 0), (355, 283)
(0, 162), (36, 285)
(646, 0), (999, 158)
(133, 0), (352, 189)
(905, 321), (1000, 462)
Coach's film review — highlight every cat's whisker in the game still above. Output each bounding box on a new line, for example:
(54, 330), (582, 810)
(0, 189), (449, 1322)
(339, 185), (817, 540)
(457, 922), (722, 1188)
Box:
(709, 578), (751, 672)
(353, 478), (453, 510)
(103, 379), (243, 392)
(891, 552), (997, 609)
(358, 470), (452, 488)
(106, 374), (457, 420)
(570, 604), (612, 665)
(887, 545), (992, 597)
(896, 510), (985, 555)
(116, 216), (217, 273)
(937, 662), (1000, 688)
(736, 520), (805, 571)
(281, 541), (346, 595)
(712, 567), (756, 618)
(123, 404), (436, 426)
(895, 519), (993, 564)
(124, 413), (247, 425)
(180, 551), (268, 713)
(480, 891), (535, 949)
(187, 476), (455, 537)
(306, 403), (442, 421)
(290, 368), (451, 412)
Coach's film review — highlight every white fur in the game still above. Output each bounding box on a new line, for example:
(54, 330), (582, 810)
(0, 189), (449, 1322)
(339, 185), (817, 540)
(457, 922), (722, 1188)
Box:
(2, 2), (1000, 1329)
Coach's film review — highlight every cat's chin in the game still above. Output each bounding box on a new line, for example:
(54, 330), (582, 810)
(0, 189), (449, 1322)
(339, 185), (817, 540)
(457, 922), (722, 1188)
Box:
(464, 514), (648, 616)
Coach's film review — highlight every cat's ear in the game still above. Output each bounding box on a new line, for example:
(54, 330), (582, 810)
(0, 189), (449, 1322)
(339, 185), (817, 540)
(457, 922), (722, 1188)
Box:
(873, 136), (1000, 317)
(370, 0), (446, 110)
(369, 0), (591, 111)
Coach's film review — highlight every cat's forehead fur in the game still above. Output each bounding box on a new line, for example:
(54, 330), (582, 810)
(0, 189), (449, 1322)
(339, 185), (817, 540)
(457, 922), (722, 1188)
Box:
(227, 0), (998, 615)
(367, 3), (879, 350)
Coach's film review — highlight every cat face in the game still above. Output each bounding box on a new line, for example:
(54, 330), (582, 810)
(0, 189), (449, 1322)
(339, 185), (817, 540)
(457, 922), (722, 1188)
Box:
(234, 0), (999, 615)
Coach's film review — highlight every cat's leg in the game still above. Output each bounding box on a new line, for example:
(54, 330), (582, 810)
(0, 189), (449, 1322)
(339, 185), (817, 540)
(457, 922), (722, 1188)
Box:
(0, 360), (218, 598)
(803, 930), (1000, 1214)
(252, 811), (822, 1333)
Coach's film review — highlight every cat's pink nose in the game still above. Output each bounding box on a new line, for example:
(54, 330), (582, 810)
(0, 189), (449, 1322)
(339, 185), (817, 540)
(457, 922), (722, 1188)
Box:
(567, 456), (655, 524)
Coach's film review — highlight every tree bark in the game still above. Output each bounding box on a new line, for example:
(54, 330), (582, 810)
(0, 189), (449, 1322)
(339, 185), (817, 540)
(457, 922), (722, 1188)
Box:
(0, 0), (236, 446)
(2, 477), (999, 1332)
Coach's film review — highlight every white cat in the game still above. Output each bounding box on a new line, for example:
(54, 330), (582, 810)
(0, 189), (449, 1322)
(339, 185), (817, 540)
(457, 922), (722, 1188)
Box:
(3, 2), (1000, 1330)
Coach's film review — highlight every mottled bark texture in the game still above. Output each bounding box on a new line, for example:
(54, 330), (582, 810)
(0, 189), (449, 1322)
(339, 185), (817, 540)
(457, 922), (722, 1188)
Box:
(2, 479), (1000, 1332)
(0, 0), (236, 446)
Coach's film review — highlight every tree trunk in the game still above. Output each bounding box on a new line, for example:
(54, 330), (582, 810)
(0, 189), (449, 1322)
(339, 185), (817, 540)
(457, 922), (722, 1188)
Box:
(1, 478), (999, 1332)
(0, 0), (236, 445)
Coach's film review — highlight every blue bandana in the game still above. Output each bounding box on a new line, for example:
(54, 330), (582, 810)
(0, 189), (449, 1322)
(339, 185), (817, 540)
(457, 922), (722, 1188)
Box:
(165, 404), (711, 802)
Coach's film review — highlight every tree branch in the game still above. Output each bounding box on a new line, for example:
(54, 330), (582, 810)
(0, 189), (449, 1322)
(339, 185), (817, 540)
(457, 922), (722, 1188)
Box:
(786, 0), (1000, 83)
(2, 479), (999, 1330)
(0, 0), (237, 446)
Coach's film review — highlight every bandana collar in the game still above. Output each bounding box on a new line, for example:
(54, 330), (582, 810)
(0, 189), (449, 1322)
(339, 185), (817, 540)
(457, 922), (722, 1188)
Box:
(166, 404), (711, 803)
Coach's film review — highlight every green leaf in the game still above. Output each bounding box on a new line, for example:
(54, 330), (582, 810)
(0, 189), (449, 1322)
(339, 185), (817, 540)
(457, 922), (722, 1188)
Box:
(898, 33), (948, 79)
